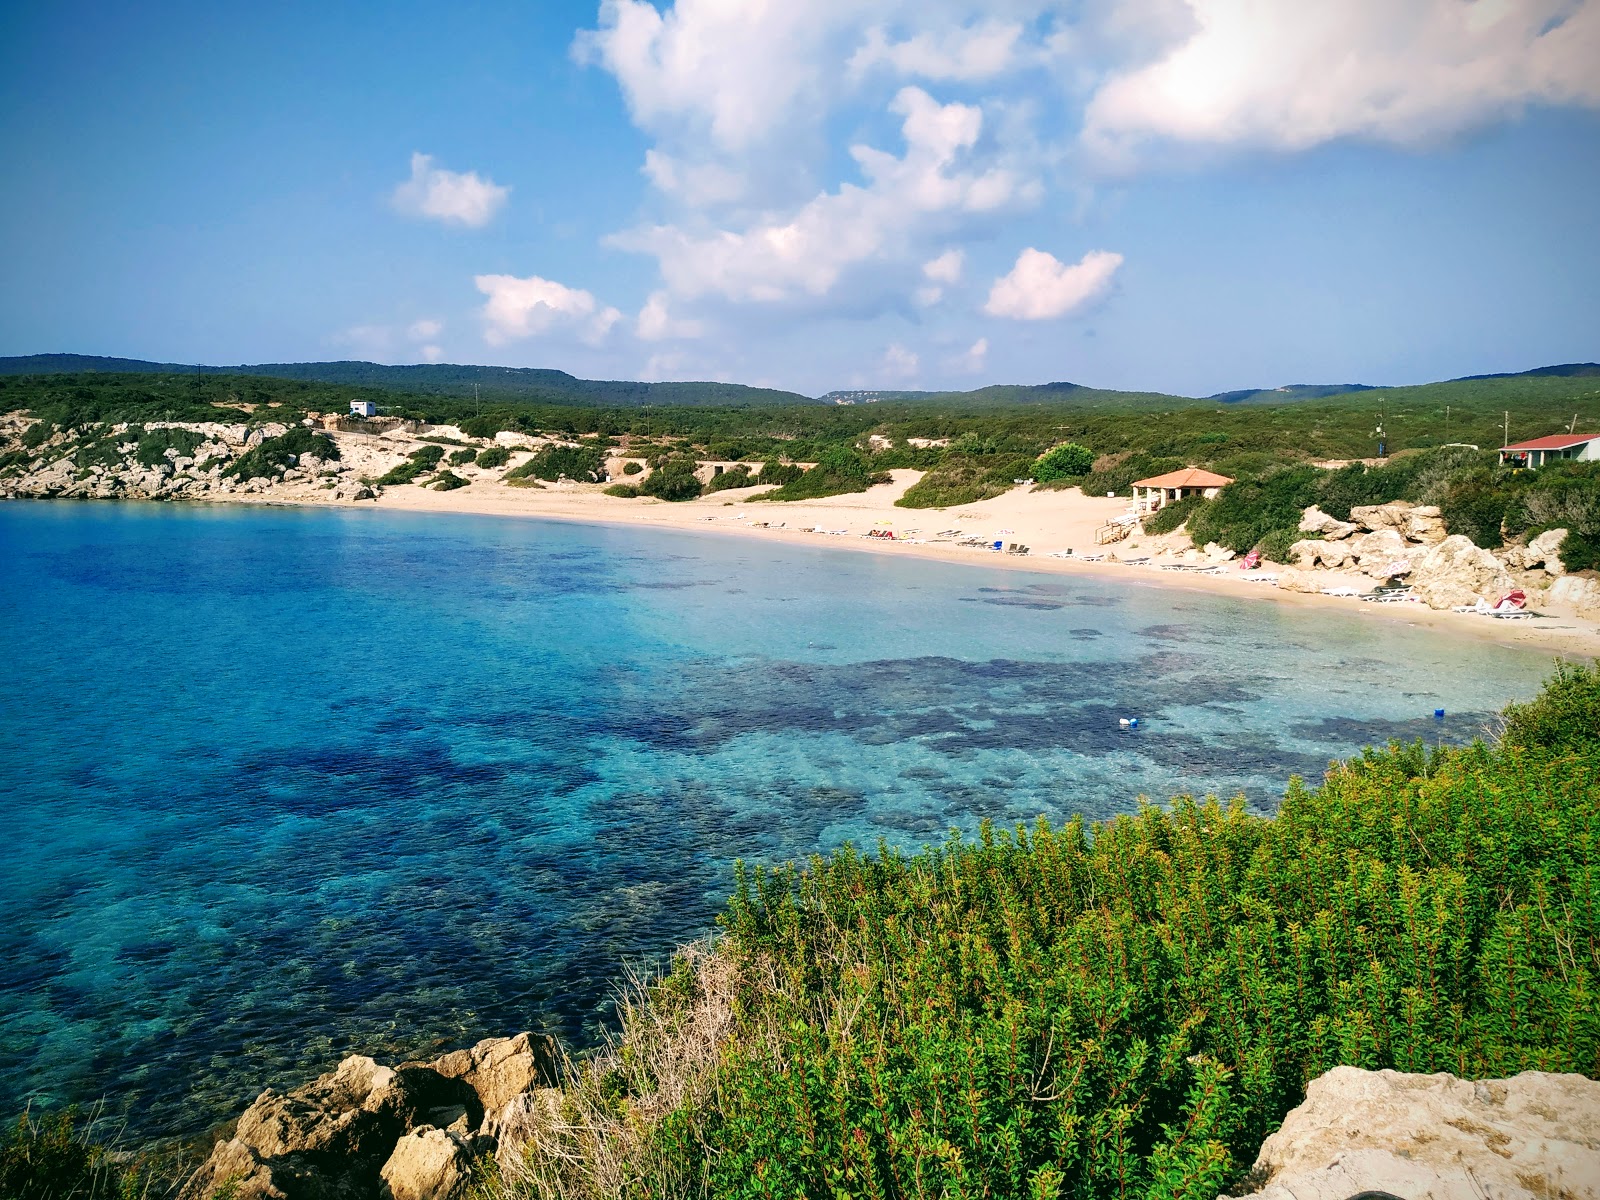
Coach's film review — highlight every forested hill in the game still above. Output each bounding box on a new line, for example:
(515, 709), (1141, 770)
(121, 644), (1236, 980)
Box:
(0, 355), (818, 409)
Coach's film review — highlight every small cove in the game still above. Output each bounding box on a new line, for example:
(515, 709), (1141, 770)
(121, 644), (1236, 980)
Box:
(0, 500), (1556, 1139)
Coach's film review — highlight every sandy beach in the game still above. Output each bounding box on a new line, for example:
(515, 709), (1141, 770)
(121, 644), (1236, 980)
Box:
(275, 459), (1600, 659)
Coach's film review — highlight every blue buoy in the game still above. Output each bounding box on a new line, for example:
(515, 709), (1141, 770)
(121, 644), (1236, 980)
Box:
(1130, 717), (1140, 729)
(1434, 708), (1445, 720)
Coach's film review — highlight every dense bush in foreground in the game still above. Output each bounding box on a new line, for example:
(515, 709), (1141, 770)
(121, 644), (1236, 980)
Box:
(501, 663), (1600, 1200)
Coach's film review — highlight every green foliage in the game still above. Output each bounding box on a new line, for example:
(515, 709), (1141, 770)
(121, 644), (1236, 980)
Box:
(704, 465), (755, 492)
(1185, 466), (1321, 553)
(474, 445), (511, 469)
(1034, 441), (1095, 481)
(1142, 494), (1204, 535)
(897, 447), (1034, 508)
(504, 444), (607, 484)
(762, 447), (888, 502)
(1440, 469), (1512, 548)
(1077, 454), (1185, 498)
(431, 471), (468, 491)
(1255, 526), (1301, 564)
(376, 443), (446, 486)
(132, 427), (205, 467)
(639, 455), (704, 502)
(519, 668), (1600, 1200)
(1, 1108), (149, 1200)
(621, 460), (643, 476)
(756, 460), (804, 487)
(225, 427), (340, 482)
(1500, 660), (1600, 755)
(447, 448), (476, 467)
(603, 484), (641, 498)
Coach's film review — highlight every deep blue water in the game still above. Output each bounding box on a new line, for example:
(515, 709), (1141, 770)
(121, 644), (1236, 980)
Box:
(0, 501), (1554, 1139)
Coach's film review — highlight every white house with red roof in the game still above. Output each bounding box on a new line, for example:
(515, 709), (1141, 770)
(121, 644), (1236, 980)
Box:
(1498, 433), (1600, 468)
(1131, 467), (1234, 514)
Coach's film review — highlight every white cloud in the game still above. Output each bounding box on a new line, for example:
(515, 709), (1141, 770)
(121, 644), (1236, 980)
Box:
(849, 20), (1026, 80)
(419, 344), (444, 364)
(392, 153), (510, 227)
(474, 273), (623, 346)
(923, 248), (965, 283)
(610, 87), (1030, 305)
(641, 149), (747, 206)
(1083, 0), (1600, 159)
(637, 290), (706, 340)
(953, 336), (988, 372)
(407, 319), (443, 341)
(985, 248), (1123, 320)
(329, 324), (394, 357)
(880, 342), (920, 381)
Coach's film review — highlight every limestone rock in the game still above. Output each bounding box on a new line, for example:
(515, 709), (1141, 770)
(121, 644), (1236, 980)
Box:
(379, 1127), (474, 1200)
(1348, 527), (1406, 564)
(1226, 1066), (1600, 1200)
(1404, 504), (1448, 544)
(1504, 527), (1568, 574)
(1549, 571), (1600, 617)
(1288, 539), (1348, 569)
(1410, 534), (1516, 609)
(424, 1032), (561, 1117)
(1274, 567), (1322, 594)
(1297, 506), (1356, 540)
(1350, 500), (1414, 533)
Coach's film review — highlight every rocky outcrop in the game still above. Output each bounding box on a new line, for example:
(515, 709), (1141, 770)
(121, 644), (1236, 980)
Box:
(1349, 500), (1447, 544)
(1548, 571), (1600, 617)
(1297, 506), (1356, 540)
(182, 1034), (562, 1200)
(1226, 1066), (1600, 1200)
(1410, 535), (1517, 609)
(1502, 527), (1568, 575)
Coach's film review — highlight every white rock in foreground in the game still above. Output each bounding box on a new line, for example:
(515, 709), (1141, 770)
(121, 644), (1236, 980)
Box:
(1227, 1066), (1600, 1200)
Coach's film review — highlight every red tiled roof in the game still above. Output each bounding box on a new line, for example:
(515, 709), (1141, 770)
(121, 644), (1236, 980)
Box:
(1500, 434), (1600, 451)
(1132, 467), (1234, 489)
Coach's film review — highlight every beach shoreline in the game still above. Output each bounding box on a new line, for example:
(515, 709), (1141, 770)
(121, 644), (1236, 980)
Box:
(225, 470), (1600, 659)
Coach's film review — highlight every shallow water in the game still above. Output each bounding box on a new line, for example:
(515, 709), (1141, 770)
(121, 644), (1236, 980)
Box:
(0, 501), (1553, 1138)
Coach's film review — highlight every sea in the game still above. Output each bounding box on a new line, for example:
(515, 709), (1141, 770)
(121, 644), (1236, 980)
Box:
(0, 500), (1556, 1140)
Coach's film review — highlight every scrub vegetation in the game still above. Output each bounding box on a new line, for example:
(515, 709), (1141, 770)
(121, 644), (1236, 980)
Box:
(488, 662), (1600, 1200)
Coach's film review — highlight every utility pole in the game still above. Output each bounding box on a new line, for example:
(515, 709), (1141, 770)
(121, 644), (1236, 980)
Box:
(1504, 411), (1509, 448)
(1445, 405), (1449, 445)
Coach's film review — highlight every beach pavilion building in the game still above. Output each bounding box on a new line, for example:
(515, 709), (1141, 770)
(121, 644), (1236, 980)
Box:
(1498, 433), (1600, 468)
(1132, 467), (1234, 515)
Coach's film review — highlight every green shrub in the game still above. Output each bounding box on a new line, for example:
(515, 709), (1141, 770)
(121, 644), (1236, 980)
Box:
(1255, 526), (1301, 563)
(640, 455), (704, 501)
(1187, 466), (1321, 553)
(474, 445), (511, 469)
(447, 448), (475, 467)
(1142, 494), (1204, 535)
(1076, 454), (1184, 498)
(1499, 660), (1600, 754)
(762, 447), (889, 502)
(132, 427), (205, 467)
(505, 444), (607, 484)
(705, 465), (754, 492)
(375, 443), (445, 486)
(518, 667), (1600, 1200)
(22, 422), (52, 449)
(0, 1109), (148, 1200)
(431, 471), (468, 491)
(622, 460), (643, 476)
(604, 483), (641, 498)
(897, 452), (1033, 508)
(1440, 470), (1511, 548)
(1034, 441), (1095, 481)
(226, 427), (340, 482)
(756, 460), (803, 487)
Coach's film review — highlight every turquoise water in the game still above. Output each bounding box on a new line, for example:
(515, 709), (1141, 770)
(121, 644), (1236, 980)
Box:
(0, 501), (1554, 1138)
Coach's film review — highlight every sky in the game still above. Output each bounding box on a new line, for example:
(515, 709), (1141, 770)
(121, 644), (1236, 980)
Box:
(1, 0), (1598, 398)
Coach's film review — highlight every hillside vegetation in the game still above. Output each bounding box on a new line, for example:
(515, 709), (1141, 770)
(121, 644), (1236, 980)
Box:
(494, 663), (1600, 1200)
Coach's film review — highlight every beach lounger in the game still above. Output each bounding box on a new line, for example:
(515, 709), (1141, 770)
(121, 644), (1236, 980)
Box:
(1322, 587), (1365, 597)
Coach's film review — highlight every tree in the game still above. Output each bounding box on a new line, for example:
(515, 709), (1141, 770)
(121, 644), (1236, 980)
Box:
(1034, 442), (1094, 481)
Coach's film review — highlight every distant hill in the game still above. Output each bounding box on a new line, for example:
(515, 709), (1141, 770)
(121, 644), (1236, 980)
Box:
(1452, 363), (1600, 382)
(0, 354), (819, 409)
(1206, 383), (1377, 404)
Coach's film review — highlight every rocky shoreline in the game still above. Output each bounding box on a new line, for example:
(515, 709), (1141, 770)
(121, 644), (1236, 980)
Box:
(178, 1037), (1600, 1200)
(181, 1033), (564, 1200)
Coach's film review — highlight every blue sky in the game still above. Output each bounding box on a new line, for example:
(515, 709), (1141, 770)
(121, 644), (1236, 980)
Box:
(2, 0), (1597, 397)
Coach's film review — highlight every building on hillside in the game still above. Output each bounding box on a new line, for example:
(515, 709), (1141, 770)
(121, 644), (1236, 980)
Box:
(350, 400), (379, 418)
(1132, 467), (1234, 515)
(1498, 433), (1600, 468)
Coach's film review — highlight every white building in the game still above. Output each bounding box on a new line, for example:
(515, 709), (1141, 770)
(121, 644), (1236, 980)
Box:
(1498, 433), (1600, 468)
(350, 400), (378, 418)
